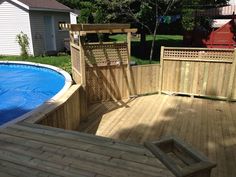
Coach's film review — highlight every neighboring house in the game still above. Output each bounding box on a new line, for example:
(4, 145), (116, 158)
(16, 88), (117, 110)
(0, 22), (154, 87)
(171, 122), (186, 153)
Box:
(0, 0), (78, 56)
(184, 5), (236, 48)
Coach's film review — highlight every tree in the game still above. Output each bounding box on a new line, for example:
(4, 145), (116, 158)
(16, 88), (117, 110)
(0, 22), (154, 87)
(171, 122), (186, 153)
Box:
(97, 0), (179, 62)
(181, 0), (230, 31)
(58, 0), (181, 62)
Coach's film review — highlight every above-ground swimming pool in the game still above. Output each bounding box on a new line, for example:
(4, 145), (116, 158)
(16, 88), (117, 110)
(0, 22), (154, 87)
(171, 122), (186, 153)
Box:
(0, 61), (72, 127)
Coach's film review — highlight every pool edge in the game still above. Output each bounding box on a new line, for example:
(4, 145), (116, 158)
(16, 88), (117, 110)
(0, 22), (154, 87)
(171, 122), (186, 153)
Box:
(0, 61), (73, 128)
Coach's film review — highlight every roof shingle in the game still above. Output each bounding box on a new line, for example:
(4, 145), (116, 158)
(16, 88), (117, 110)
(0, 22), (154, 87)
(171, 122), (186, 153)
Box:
(17, 0), (71, 11)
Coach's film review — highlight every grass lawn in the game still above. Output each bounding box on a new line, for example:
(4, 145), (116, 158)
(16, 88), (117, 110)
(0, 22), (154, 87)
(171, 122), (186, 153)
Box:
(109, 34), (183, 65)
(0, 35), (183, 69)
(0, 55), (71, 73)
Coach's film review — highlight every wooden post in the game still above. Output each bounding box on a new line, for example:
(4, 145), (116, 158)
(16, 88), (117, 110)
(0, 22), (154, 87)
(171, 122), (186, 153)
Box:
(159, 46), (165, 94)
(126, 32), (134, 97)
(227, 49), (236, 101)
(79, 34), (86, 86)
(70, 31), (75, 44)
(78, 34), (88, 121)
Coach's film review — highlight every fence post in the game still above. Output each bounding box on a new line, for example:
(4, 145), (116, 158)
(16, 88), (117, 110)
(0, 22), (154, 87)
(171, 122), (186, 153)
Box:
(159, 46), (165, 94)
(227, 49), (236, 101)
(78, 34), (88, 121)
(126, 31), (135, 97)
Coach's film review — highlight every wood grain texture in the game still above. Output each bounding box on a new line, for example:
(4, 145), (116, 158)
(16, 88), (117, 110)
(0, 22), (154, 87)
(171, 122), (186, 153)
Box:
(161, 47), (236, 100)
(0, 122), (174, 177)
(84, 94), (236, 177)
(25, 85), (81, 130)
(86, 64), (160, 103)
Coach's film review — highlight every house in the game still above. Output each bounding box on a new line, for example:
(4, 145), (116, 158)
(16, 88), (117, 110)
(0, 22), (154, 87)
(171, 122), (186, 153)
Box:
(185, 5), (236, 48)
(201, 19), (236, 48)
(0, 0), (78, 56)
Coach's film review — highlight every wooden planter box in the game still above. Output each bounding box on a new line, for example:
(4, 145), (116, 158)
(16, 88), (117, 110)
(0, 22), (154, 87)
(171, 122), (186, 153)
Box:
(144, 137), (216, 177)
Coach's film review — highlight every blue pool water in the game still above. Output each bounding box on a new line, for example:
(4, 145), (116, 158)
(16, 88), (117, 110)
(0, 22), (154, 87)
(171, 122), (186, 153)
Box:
(0, 63), (66, 125)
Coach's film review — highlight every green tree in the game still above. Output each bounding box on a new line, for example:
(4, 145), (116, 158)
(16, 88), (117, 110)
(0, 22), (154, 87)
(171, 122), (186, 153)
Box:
(58, 0), (179, 62)
(96, 0), (179, 62)
(181, 0), (230, 31)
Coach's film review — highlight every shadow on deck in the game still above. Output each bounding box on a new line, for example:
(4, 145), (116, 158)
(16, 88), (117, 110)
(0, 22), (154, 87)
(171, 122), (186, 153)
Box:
(80, 94), (236, 177)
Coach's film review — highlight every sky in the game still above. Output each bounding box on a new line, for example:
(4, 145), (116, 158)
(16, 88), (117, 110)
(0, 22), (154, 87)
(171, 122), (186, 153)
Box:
(229, 0), (236, 4)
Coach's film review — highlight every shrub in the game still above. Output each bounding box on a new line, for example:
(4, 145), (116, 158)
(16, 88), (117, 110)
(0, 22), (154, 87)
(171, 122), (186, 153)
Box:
(16, 32), (29, 58)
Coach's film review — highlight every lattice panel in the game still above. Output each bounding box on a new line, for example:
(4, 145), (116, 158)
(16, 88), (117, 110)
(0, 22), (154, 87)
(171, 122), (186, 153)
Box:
(163, 48), (234, 62)
(71, 45), (81, 73)
(84, 43), (129, 66)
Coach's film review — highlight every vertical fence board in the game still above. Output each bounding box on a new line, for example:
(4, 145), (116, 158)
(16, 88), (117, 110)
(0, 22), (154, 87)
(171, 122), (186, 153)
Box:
(161, 47), (235, 100)
(72, 43), (236, 103)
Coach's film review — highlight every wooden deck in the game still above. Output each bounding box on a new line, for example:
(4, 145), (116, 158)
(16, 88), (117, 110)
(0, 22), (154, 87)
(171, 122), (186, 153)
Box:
(0, 122), (174, 177)
(81, 94), (236, 177)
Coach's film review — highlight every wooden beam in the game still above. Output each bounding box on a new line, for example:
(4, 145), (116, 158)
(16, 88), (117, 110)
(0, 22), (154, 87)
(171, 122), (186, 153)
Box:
(71, 24), (130, 31)
(79, 29), (137, 35)
(126, 32), (133, 97)
(69, 24), (137, 34)
(79, 35), (88, 121)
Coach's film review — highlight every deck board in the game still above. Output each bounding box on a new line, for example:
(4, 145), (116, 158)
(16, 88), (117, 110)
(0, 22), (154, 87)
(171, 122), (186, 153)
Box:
(82, 94), (236, 177)
(0, 122), (174, 177)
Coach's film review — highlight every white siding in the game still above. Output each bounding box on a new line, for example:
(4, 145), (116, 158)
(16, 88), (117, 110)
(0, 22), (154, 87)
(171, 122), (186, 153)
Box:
(54, 12), (70, 52)
(0, 0), (33, 55)
(70, 12), (77, 24)
(29, 11), (70, 56)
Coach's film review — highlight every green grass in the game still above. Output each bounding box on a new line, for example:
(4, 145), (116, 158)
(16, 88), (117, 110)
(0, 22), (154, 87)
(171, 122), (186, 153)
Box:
(0, 35), (182, 68)
(109, 34), (183, 65)
(0, 55), (71, 73)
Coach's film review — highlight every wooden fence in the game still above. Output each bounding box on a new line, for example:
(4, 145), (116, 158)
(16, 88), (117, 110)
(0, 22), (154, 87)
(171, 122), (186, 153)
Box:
(160, 47), (236, 100)
(85, 64), (160, 103)
(69, 24), (236, 102)
(71, 45), (236, 102)
(130, 64), (160, 95)
(86, 65), (129, 103)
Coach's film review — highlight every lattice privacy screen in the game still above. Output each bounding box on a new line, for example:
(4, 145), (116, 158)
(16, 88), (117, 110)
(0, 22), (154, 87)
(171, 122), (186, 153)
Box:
(83, 43), (129, 66)
(71, 45), (81, 73)
(163, 48), (234, 62)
